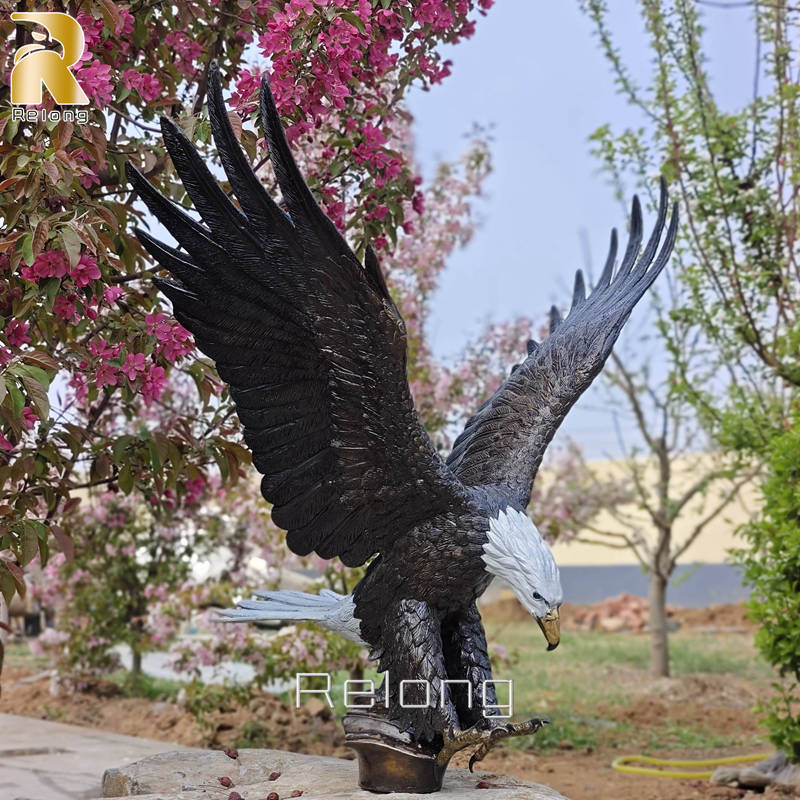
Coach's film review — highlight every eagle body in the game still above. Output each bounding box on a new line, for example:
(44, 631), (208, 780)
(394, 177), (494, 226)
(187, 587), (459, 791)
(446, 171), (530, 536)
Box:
(128, 63), (677, 751)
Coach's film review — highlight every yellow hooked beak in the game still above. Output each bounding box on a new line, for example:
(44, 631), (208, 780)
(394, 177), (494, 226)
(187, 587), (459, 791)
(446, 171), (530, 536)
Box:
(536, 608), (560, 651)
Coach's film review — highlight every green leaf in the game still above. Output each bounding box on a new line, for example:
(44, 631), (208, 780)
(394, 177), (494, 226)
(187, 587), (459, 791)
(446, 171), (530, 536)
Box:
(240, 130), (258, 163)
(6, 381), (24, 417)
(118, 462), (134, 494)
(38, 534), (49, 567)
(20, 523), (39, 566)
(0, 568), (16, 606)
(59, 226), (82, 267)
(112, 435), (133, 465)
(339, 10), (366, 35)
(20, 233), (34, 268)
(21, 376), (49, 420)
(40, 277), (60, 306)
(149, 438), (162, 475)
(16, 364), (51, 389)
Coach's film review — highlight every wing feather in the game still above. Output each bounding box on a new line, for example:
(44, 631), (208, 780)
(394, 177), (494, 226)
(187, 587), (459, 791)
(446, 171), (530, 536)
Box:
(129, 63), (466, 566)
(447, 179), (678, 507)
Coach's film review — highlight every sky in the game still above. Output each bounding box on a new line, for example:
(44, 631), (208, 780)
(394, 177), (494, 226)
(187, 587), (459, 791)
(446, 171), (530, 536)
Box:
(405, 1), (759, 458)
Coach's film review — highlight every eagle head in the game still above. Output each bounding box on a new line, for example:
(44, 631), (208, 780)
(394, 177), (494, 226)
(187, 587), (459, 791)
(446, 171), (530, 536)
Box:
(481, 507), (563, 650)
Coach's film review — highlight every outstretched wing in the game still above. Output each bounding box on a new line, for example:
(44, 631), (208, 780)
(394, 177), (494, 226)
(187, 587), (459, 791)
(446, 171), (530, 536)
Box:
(127, 64), (467, 567)
(446, 180), (678, 508)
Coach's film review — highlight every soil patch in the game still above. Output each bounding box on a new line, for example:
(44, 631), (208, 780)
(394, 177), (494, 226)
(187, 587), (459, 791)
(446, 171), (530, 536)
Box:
(0, 666), (348, 757)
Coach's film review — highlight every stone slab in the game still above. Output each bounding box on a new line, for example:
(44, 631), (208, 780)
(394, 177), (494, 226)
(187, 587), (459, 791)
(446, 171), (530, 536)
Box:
(100, 748), (569, 799)
(0, 712), (195, 800)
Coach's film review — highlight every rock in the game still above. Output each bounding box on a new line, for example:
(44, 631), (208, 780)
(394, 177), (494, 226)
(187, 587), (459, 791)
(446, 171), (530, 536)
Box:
(711, 766), (742, 787)
(738, 767), (774, 789)
(710, 753), (800, 793)
(99, 748), (569, 799)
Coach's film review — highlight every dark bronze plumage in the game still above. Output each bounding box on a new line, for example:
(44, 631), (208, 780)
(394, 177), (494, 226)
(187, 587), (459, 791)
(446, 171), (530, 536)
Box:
(127, 63), (678, 785)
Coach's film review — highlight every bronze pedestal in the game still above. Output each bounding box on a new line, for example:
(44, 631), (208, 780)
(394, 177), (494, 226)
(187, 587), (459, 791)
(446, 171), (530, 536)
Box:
(344, 711), (449, 793)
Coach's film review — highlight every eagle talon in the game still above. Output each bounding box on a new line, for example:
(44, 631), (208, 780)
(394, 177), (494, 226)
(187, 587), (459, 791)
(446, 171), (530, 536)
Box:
(438, 717), (548, 770)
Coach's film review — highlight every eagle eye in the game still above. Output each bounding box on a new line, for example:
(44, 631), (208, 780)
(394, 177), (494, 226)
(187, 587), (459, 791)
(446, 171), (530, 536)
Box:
(532, 591), (544, 602)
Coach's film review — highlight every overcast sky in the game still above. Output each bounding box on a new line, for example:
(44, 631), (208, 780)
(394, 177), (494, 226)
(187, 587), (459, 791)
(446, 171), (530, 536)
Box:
(406, 1), (758, 458)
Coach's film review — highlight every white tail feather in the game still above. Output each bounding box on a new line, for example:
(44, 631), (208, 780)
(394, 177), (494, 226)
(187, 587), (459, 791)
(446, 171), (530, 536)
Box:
(219, 589), (365, 646)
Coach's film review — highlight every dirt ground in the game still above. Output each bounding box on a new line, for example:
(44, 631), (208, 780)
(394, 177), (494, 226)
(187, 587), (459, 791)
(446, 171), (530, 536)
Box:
(0, 665), (351, 757)
(2, 602), (792, 800)
(1, 663), (787, 800)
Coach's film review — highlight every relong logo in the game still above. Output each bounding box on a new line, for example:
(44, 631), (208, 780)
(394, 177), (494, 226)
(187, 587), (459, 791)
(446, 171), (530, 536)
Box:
(10, 12), (88, 106)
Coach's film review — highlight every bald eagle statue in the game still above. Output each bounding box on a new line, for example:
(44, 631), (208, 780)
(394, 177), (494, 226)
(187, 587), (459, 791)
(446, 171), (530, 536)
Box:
(127, 64), (677, 785)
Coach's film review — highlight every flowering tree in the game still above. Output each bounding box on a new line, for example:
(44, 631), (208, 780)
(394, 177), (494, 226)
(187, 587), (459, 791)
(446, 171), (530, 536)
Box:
(33, 489), (213, 683)
(0, 0), (495, 626)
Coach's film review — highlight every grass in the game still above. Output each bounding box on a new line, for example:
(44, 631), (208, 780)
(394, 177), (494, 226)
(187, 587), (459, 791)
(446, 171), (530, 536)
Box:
(106, 671), (185, 701)
(483, 621), (773, 753)
(641, 723), (763, 753)
(3, 641), (51, 673)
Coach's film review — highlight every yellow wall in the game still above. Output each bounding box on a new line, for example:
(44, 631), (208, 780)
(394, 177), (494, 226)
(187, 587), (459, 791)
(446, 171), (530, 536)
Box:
(542, 452), (760, 567)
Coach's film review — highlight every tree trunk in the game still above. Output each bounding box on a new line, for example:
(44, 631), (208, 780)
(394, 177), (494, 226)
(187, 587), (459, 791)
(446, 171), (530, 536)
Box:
(0, 595), (8, 694)
(648, 570), (670, 677)
(131, 647), (142, 677)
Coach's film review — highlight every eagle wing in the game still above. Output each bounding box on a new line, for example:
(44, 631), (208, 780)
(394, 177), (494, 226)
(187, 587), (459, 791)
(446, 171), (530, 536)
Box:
(446, 180), (678, 508)
(127, 64), (467, 567)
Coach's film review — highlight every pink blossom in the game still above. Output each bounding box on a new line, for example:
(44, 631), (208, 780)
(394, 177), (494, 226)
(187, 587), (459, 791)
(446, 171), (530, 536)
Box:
(161, 326), (193, 362)
(121, 352), (146, 380)
(95, 363), (120, 389)
(122, 70), (162, 103)
(20, 250), (69, 282)
(70, 253), (101, 287)
(76, 13), (104, 51)
(71, 149), (104, 190)
(0, 432), (13, 451)
(69, 373), (88, 404)
(183, 475), (205, 505)
(231, 68), (263, 115)
(140, 364), (166, 405)
(145, 312), (170, 339)
(83, 296), (99, 321)
(5, 319), (30, 347)
(164, 32), (202, 78)
(22, 406), (37, 430)
(53, 296), (79, 323)
(103, 285), (124, 304)
(90, 338), (121, 361)
(76, 60), (114, 106)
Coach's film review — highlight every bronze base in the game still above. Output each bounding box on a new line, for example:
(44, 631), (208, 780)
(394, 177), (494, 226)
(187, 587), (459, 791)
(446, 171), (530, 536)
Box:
(343, 712), (449, 793)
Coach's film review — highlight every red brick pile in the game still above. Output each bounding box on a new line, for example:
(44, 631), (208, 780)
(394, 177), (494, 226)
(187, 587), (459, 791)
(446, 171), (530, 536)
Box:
(562, 592), (669, 633)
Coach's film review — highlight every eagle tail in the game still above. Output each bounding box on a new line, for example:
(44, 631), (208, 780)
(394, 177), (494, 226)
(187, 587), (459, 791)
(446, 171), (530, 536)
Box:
(218, 588), (366, 646)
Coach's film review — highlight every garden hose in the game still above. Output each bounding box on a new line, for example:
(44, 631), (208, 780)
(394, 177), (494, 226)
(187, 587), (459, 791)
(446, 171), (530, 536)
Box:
(611, 753), (773, 779)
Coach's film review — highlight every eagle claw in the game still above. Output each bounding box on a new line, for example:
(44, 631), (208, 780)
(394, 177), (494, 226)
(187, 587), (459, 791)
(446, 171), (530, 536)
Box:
(436, 717), (548, 770)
